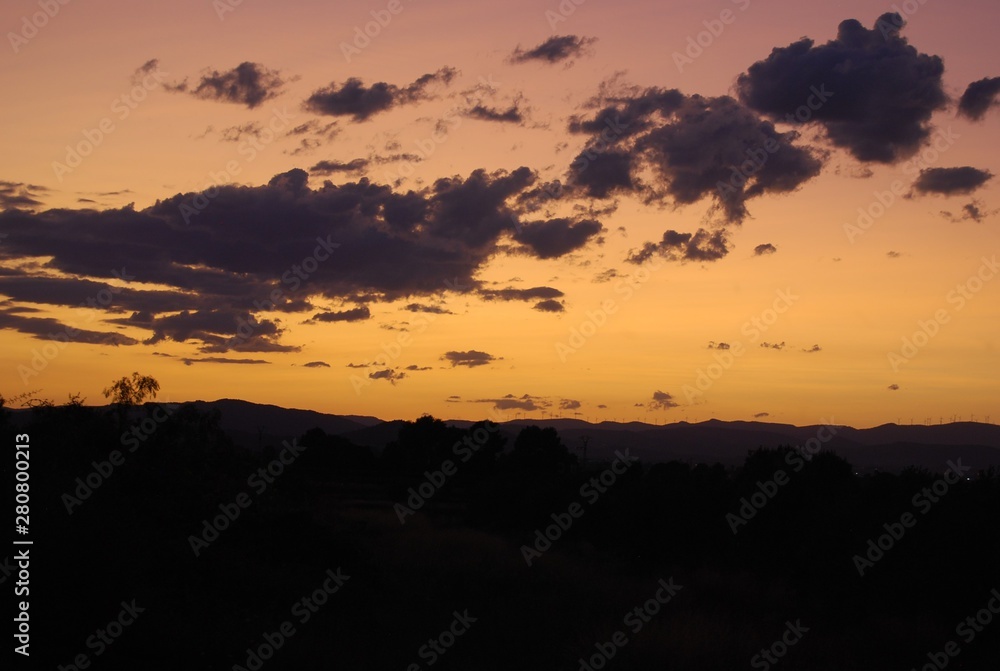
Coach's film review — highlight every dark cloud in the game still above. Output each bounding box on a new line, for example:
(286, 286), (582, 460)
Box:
(802, 344), (822, 353)
(514, 218), (603, 258)
(0, 167), (601, 352)
(181, 357), (271, 365)
(888, 384), (900, 391)
(940, 200), (996, 224)
(649, 390), (679, 410)
(404, 364), (432, 371)
(627, 229), (728, 264)
(911, 167), (993, 196)
(131, 59), (161, 83)
(753, 412), (770, 418)
(404, 303), (453, 314)
(311, 306), (371, 323)
(760, 341), (786, 350)
(0, 181), (47, 210)
(736, 14), (948, 163)
(887, 251), (901, 258)
(303, 361), (330, 368)
(0, 309), (137, 346)
(567, 87), (821, 230)
(304, 67), (457, 121)
(958, 77), (1000, 121)
(478, 286), (564, 302)
(168, 62), (287, 109)
(464, 103), (525, 124)
(369, 368), (405, 384)
(472, 393), (548, 411)
(309, 159), (369, 175)
(707, 341), (731, 350)
(442, 350), (496, 367)
(560, 399), (582, 410)
(510, 35), (596, 65)
(533, 299), (564, 313)
(143, 309), (298, 353)
(753, 243), (777, 256)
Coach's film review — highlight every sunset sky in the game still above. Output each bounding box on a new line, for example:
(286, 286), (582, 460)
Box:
(2, 0), (998, 427)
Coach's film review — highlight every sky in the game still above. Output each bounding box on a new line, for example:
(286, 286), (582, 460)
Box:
(1, 0), (998, 427)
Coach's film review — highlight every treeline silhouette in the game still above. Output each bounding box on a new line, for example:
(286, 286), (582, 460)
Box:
(6, 403), (999, 670)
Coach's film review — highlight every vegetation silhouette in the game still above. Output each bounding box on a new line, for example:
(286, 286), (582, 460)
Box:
(4, 391), (999, 670)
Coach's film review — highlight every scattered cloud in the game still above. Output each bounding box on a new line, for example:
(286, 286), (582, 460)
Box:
(533, 299), (565, 313)
(302, 360), (331, 368)
(442, 350), (497, 367)
(472, 393), (547, 411)
(627, 229), (728, 264)
(370, 368), (406, 384)
(753, 243), (777, 256)
(940, 200), (996, 223)
(802, 344), (822, 353)
(311, 306), (371, 323)
(464, 102), (525, 124)
(304, 67), (458, 121)
(0, 181), (47, 210)
(404, 303), (453, 314)
(309, 159), (370, 175)
(760, 341), (786, 350)
(181, 357), (271, 365)
(509, 35), (597, 65)
(649, 390), (679, 410)
(167, 62), (287, 109)
(911, 167), (993, 196)
(888, 383), (900, 391)
(958, 76), (1000, 121)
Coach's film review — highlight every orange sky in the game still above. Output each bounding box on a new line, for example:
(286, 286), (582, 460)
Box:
(1, 0), (998, 426)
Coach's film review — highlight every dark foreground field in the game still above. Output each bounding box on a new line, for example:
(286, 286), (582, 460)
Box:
(7, 403), (1000, 670)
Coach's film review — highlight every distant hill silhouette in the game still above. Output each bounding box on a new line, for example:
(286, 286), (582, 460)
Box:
(9, 399), (997, 469)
